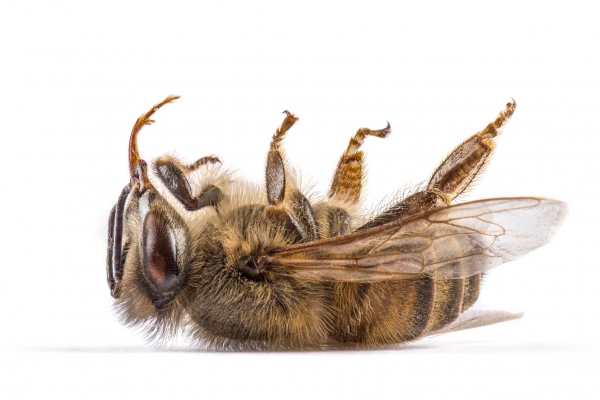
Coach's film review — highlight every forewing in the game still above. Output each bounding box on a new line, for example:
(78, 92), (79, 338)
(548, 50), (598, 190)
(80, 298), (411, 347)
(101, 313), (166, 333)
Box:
(261, 197), (567, 282)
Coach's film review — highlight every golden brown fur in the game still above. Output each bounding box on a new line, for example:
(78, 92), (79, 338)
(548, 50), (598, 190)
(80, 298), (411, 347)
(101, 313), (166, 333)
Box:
(106, 97), (565, 350)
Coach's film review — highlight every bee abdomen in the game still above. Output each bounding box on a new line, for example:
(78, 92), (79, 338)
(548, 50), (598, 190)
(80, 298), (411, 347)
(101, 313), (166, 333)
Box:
(461, 274), (481, 311)
(330, 277), (436, 345)
(423, 279), (465, 333)
(420, 274), (482, 335)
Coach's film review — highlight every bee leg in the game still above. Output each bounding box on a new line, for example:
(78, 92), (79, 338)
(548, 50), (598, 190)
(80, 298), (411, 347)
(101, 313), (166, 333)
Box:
(154, 157), (223, 211)
(266, 110), (297, 205)
(287, 189), (318, 240)
(358, 99), (517, 230)
(129, 95), (181, 195)
(265, 111), (317, 241)
(355, 100), (516, 334)
(328, 122), (391, 203)
(313, 123), (390, 239)
(427, 99), (516, 204)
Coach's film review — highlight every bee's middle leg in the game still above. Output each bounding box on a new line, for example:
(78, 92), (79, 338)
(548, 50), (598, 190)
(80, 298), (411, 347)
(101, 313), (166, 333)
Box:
(328, 123), (391, 203)
(358, 99), (517, 230)
(265, 111), (318, 241)
(355, 100), (516, 327)
(312, 122), (390, 239)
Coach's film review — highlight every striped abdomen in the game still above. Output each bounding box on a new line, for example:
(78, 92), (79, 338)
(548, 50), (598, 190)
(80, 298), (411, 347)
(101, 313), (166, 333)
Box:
(329, 274), (481, 345)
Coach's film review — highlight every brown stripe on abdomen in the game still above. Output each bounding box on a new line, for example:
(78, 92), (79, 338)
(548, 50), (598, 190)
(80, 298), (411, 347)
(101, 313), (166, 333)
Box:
(329, 282), (371, 343)
(461, 274), (481, 311)
(424, 278), (465, 333)
(329, 277), (435, 345)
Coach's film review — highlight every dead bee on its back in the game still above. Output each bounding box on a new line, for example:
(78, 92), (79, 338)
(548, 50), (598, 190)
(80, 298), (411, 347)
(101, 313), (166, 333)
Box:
(106, 96), (566, 349)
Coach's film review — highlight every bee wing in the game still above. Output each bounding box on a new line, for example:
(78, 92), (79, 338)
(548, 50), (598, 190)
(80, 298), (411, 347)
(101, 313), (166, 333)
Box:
(261, 197), (567, 282)
(426, 309), (524, 337)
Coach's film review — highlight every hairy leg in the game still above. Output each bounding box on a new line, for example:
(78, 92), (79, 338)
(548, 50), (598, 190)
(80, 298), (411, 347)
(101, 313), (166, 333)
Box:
(128, 95), (180, 195)
(328, 123), (391, 203)
(265, 111), (318, 241)
(315, 122), (390, 239)
(359, 100), (516, 230)
(354, 100), (516, 333)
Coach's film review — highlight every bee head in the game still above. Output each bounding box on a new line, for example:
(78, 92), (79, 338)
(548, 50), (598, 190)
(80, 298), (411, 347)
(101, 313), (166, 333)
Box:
(105, 95), (197, 341)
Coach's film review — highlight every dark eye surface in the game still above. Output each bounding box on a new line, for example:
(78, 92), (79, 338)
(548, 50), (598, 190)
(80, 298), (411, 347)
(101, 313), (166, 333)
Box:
(106, 204), (117, 294)
(107, 184), (132, 298)
(142, 212), (180, 291)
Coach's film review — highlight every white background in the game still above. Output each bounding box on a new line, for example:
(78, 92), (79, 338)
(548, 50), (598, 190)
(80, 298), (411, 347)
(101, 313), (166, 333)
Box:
(1, 1), (598, 399)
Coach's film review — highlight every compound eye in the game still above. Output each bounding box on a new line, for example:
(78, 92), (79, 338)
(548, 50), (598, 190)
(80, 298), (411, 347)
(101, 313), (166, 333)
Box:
(142, 212), (182, 293)
(107, 184), (133, 298)
(107, 204), (117, 295)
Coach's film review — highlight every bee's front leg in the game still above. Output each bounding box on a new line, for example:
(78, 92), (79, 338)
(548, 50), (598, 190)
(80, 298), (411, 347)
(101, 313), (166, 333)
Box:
(128, 94), (224, 211)
(128, 95), (181, 195)
(265, 111), (317, 242)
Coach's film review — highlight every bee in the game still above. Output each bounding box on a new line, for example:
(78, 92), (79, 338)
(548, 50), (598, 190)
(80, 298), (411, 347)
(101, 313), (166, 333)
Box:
(106, 95), (567, 350)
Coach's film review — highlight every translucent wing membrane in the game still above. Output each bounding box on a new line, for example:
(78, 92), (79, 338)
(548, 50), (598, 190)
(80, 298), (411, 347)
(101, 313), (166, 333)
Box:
(426, 310), (524, 337)
(261, 198), (567, 282)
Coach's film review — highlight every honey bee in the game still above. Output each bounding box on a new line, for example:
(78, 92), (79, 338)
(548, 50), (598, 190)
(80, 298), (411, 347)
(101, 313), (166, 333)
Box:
(106, 96), (567, 350)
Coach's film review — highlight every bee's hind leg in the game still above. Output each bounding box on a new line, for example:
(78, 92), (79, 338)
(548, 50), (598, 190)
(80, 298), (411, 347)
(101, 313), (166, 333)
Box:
(154, 156), (223, 211)
(355, 100), (516, 335)
(358, 99), (517, 230)
(426, 99), (516, 205)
